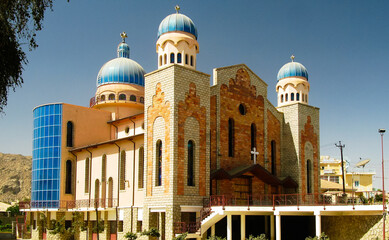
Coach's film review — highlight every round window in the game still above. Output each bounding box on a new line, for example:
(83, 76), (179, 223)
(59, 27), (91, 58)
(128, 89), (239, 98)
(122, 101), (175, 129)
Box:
(239, 104), (246, 115)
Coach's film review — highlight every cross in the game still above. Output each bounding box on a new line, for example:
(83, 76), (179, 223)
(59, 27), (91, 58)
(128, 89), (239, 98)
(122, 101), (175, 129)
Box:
(290, 55), (295, 62)
(120, 32), (127, 43)
(175, 5), (180, 13)
(251, 147), (259, 164)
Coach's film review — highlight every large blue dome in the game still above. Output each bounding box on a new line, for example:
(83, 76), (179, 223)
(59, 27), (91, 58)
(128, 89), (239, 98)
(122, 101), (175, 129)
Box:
(97, 41), (145, 87)
(277, 61), (308, 81)
(157, 13), (198, 39)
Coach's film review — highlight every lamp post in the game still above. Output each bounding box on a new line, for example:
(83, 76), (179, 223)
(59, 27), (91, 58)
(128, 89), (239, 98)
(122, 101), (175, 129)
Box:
(379, 128), (386, 240)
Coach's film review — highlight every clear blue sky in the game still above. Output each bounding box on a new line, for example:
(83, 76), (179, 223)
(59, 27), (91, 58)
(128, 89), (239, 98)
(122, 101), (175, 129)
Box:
(0, 0), (388, 189)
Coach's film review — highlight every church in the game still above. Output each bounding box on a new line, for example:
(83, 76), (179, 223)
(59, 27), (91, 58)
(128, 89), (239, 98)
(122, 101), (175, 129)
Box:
(24, 6), (323, 240)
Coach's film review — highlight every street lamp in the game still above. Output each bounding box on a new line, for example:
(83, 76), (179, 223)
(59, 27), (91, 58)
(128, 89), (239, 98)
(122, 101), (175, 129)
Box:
(379, 128), (386, 240)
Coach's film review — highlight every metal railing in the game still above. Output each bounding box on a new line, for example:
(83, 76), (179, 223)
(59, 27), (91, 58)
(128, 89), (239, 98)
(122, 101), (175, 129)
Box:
(174, 221), (201, 234)
(19, 198), (118, 210)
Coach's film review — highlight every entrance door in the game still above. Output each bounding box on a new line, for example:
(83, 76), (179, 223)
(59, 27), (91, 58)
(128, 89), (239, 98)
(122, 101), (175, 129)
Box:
(233, 177), (252, 205)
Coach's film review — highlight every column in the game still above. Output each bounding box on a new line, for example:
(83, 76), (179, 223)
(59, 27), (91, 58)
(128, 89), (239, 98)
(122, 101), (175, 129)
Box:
(270, 215), (275, 240)
(315, 211), (321, 238)
(241, 215), (246, 240)
(211, 225), (215, 236)
(227, 214), (232, 240)
(275, 212), (281, 240)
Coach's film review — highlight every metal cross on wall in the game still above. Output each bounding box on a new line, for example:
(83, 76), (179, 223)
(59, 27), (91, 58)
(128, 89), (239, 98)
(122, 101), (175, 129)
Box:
(251, 147), (259, 164)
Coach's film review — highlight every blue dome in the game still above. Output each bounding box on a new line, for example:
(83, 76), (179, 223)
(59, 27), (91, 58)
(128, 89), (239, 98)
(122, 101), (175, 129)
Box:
(97, 42), (145, 87)
(157, 13), (198, 39)
(277, 61), (308, 81)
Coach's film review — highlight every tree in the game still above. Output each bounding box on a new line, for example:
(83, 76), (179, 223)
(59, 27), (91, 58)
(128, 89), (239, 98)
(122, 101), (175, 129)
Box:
(6, 204), (21, 216)
(0, 0), (58, 113)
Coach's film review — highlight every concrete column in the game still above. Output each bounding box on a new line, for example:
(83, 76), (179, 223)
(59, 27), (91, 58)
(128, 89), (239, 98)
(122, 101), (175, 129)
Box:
(241, 215), (245, 240)
(315, 211), (321, 238)
(275, 213), (281, 240)
(270, 215), (275, 240)
(211, 225), (215, 236)
(227, 214), (232, 240)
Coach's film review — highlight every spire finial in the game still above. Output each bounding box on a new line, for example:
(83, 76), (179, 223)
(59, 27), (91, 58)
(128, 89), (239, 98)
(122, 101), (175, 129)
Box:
(120, 32), (128, 43)
(290, 55), (295, 62)
(175, 5), (180, 13)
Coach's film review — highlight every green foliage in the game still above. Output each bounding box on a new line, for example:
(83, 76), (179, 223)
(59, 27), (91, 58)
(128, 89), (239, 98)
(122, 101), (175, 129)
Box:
(375, 194), (383, 202)
(246, 234), (268, 240)
(0, 224), (12, 232)
(305, 232), (330, 240)
(140, 227), (160, 237)
(6, 204), (21, 216)
(207, 236), (226, 240)
(49, 217), (66, 235)
(92, 220), (104, 233)
(0, 0), (64, 112)
(359, 195), (368, 204)
(172, 233), (187, 240)
(124, 232), (138, 240)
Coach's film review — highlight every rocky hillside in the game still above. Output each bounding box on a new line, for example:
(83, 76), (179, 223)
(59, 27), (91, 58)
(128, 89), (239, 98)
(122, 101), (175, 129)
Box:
(0, 153), (31, 203)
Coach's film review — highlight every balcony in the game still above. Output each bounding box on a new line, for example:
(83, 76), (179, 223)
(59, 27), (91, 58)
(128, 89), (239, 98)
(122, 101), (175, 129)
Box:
(19, 198), (118, 210)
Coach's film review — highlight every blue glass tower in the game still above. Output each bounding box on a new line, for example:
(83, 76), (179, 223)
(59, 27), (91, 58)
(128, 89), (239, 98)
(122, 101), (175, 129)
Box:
(32, 104), (62, 208)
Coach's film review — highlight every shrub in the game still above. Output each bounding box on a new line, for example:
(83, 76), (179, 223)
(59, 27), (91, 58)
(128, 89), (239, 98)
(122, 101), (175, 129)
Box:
(173, 233), (188, 240)
(141, 227), (160, 237)
(246, 234), (268, 240)
(124, 232), (138, 240)
(305, 232), (329, 240)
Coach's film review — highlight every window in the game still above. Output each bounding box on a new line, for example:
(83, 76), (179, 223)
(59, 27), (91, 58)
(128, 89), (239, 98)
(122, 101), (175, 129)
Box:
(285, 93), (288, 102)
(306, 95), (308, 102)
(85, 158), (90, 193)
(170, 53), (175, 63)
(164, 54), (167, 64)
(177, 53), (182, 63)
(281, 94), (284, 103)
(307, 160), (312, 194)
(100, 95), (106, 101)
(190, 56), (193, 66)
(251, 123), (256, 160)
(271, 141), (276, 175)
(228, 118), (234, 157)
(185, 54), (188, 65)
(291, 93), (294, 101)
(296, 93), (300, 101)
(159, 56), (162, 66)
(119, 94), (126, 100)
(130, 95), (136, 102)
(156, 140), (162, 186)
(302, 94), (305, 102)
(109, 94), (115, 100)
(138, 147), (144, 188)
(66, 121), (73, 147)
(354, 181), (360, 187)
(329, 176), (339, 183)
(65, 160), (72, 194)
(140, 97), (144, 103)
(120, 151), (126, 190)
(239, 104), (246, 115)
(108, 177), (113, 207)
(102, 154), (107, 182)
(187, 140), (195, 186)
(94, 179), (100, 207)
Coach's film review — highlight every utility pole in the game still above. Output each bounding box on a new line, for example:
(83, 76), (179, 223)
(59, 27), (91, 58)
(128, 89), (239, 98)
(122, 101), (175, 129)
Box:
(335, 141), (347, 196)
(379, 129), (386, 240)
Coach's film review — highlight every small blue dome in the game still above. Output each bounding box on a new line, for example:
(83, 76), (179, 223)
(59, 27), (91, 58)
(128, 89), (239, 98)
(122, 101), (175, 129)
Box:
(158, 13), (198, 39)
(97, 42), (145, 87)
(277, 61), (308, 81)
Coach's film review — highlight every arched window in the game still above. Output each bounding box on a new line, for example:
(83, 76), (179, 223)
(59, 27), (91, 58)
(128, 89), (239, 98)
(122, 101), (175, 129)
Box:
(130, 95), (136, 102)
(251, 123), (256, 160)
(306, 95), (308, 102)
(285, 93), (288, 102)
(302, 94), (305, 102)
(281, 94), (284, 103)
(187, 140), (195, 186)
(94, 179), (100, 207)
(271, 141), (276, 175)
(190, 56), (193, 66)
(291, 93), (294, 101)
(296, 93), (300, 101)
(65, 160), (72, 194)
(185, 54), (188, 65)
(307, 160), (312, 193)
(156, 140), (162, 186)
(159, 55), (162, 66)
(140, 97), (144, 103)
(100, 95), (106, 101)
(228, 118), (234, 157)
(177, 53), (182, 63)
(119, 94), (126, 101)
(109, 94), (115, 100)
(66, 121), (73, 147)
(170, 53), (175, 63)
(102, 154), (107, 182)
(85, 158), (90, 193)
(120, 150), (126, 190)
(138, 147), (144, 188)
(164, 54), (167, 64)
(108, 177), (113, 207)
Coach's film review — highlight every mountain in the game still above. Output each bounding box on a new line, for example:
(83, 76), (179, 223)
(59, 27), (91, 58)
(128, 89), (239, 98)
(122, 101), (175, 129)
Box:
(0, 153), (31, 203)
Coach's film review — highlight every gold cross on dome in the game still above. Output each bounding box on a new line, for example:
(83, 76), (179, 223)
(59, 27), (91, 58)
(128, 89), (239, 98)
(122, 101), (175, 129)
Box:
(120, 32), (128, 42)
(290, 55), (295, 62)
(175, 5), (180, 13)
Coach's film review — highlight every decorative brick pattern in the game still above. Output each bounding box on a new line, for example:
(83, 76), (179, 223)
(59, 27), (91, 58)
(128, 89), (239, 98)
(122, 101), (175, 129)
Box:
(177, 83), (207, 196)
(210, 95), (217, 172)
(147, 83), (171, 196)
